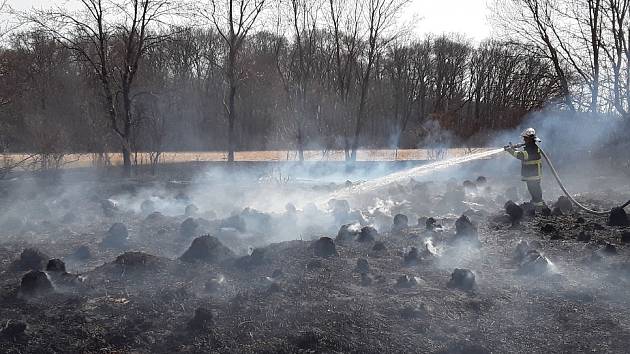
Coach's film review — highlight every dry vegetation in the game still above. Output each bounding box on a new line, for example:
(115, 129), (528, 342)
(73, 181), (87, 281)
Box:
(1, 148), (489, 170)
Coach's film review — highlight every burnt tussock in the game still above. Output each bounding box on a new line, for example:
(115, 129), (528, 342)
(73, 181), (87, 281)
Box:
(0, 161), (629, 353)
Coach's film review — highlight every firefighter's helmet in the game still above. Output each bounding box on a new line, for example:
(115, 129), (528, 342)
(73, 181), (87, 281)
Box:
(521, 128), (536, 138)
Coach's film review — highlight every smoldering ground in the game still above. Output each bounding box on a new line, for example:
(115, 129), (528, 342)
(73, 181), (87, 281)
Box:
(0, 116), (630, 352)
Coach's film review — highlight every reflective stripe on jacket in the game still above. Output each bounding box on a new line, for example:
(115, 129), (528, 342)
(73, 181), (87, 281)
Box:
(509, 143), (542, 181)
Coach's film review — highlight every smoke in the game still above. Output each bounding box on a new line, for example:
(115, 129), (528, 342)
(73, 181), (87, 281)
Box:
(487, 108), (625, 162)
(58, 147), (507, 257)
(1, 113), (629, 330)
(1, 106), (627, 263)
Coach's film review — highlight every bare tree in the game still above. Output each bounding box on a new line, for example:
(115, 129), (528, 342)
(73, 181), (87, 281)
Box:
(139, 101), (167, 175)
(547, 0), (603, 112)
(432, 35), (471, 113)
(468, 40), (561, 131)
(601, 0), (630, 118)
(0, 0), (24, 42)
(200, 0), (267, 162)
(494, 0), (576, 111)
(326, 0), (362, 159)
(30, 0), (174, 176)
(349, 0), (409, 161)
(385, 41), (420, 152)
(584, 0), (603, 113)
(274, 0), (321, 161)
(0, 0), (8, 41)
(0, 0), (24, 109)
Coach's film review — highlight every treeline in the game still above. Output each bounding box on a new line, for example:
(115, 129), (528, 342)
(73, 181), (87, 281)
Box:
(496, 0), (630, 118)
(0, 30), (559, 149)
(2, 0), (625, 174)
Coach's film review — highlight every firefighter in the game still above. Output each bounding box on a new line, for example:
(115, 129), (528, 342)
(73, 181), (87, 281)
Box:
(505, 128), (544, 207)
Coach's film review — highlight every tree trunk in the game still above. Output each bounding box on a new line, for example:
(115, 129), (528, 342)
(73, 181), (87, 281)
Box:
(344, 133), (350, 160)
(350, 73), (371, 161)
(122, 143), (132, 176)
(122, 83), (133, 177)
(296, 125), (304, 161)
(227, 84), (236, 162)
(226, 47), (237, 163)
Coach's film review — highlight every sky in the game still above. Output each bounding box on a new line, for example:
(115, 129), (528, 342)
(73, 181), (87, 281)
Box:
(408, 0), (492, 41)
(3, 0), (493, 42)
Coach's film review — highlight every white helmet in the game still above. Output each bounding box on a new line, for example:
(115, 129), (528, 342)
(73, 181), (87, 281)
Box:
(521, 128), (536, 138)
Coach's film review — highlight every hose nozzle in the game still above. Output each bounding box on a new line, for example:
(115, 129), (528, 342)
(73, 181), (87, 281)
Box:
(504, 142), (525, 150)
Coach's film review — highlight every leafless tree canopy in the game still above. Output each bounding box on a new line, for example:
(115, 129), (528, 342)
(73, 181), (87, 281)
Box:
(494, 0), (630, 118)
(0, 0), (627, 170)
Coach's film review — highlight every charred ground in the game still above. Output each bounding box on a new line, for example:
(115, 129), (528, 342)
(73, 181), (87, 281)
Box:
(1, 160), (630, 353)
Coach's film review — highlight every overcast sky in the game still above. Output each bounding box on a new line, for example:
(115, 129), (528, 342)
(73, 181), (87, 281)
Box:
(4, 0), (493, 42)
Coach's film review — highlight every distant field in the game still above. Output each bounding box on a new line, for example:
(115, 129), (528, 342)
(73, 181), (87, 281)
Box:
(2, 148), (495, 170)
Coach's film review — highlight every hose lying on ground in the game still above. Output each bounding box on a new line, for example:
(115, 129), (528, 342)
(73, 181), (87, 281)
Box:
(539, 147), (628, 215)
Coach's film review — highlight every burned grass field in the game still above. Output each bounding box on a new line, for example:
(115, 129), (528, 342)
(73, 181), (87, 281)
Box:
(1, 160), (630, 353)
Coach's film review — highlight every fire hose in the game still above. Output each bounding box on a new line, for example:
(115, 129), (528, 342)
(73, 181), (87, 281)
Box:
(538, 147), (610, 215)
(507, 143), (630, 215)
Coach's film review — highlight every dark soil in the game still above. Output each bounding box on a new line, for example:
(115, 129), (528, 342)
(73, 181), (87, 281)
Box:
(1, 163), (630, 353)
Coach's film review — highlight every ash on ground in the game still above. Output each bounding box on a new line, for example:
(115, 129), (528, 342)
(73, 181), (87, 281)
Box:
(1, 162), (630, 353)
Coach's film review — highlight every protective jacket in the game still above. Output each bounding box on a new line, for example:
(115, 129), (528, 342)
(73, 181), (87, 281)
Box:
(508, 142), (542, 181)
